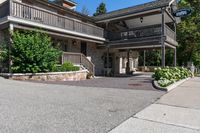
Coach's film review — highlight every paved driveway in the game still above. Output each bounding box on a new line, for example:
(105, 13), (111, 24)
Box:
(0, 74), (164, 133)
(33, 73), (156, 91)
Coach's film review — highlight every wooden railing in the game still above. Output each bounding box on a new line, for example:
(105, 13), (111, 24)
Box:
(7, 0), (104, 38)
(108, 25), (162, 41)
(62, 52), (95, 75)
(107, 24), (176, 41)
(165, 24), (176, 40)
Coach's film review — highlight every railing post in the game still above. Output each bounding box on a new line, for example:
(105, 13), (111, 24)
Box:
(9, 0), (12, 16)
(80, 54), (82, 65)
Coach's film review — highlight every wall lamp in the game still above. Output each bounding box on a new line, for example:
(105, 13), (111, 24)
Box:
(140, 17), (143, 23)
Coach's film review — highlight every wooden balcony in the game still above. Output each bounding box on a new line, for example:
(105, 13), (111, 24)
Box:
(107, 24), (176, 43)
(0, 0), (104, 38)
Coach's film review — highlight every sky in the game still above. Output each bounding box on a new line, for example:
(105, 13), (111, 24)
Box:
(75, 0), (153, 15)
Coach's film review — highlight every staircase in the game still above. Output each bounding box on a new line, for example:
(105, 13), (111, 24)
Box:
(62, 52), (95, 75)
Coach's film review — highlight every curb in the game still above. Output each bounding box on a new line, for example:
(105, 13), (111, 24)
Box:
(153, 78), (190, 92)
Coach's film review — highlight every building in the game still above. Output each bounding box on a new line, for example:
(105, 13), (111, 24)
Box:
(0, 0), (178, 76)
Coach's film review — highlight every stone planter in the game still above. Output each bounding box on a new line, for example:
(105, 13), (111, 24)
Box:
(0, 70), (88, 81)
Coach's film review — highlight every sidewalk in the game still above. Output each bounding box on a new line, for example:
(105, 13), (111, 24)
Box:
(109, 77), (200, 133)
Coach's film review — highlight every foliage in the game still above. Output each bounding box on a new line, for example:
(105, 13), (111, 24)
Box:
(53, 61), (79, 72)
(0, 41), (9, 69)
(11, 30), (61, 73)
(153, 67), (192, 87)
(177, 0), (200, 67)
(138, 50), (161, 66)
(81, 6), (90, 16)
(93, 2), (107, 16)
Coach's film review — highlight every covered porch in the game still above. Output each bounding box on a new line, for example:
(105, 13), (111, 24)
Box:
(94, 0), (179, 76)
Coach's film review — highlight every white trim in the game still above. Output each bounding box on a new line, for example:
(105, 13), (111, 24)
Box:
(7, 16), (105, 41)
(169, 0), (176, 6)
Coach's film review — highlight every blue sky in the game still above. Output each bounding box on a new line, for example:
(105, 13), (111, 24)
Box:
(75, 0), (153, 15)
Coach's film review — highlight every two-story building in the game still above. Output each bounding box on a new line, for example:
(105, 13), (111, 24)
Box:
(0, 0), (179, 76)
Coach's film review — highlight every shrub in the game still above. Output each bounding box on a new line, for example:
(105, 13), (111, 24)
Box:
(11, 30), (61, 73)
(53, 61), (80, 72)
(153, 67), (192, 87)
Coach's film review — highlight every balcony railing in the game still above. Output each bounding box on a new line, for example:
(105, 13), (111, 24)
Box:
(107, 24), (176, 41)
(1, 0), (104, 38)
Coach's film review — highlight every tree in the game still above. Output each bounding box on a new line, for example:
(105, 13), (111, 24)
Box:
(93, 2), (107, 16)
(177, 0), (200, 67)
(10, 30), (61, 73)
(81, 6), (90, 16)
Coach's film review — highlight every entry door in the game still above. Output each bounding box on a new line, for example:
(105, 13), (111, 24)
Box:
(81, 41), (87, 56)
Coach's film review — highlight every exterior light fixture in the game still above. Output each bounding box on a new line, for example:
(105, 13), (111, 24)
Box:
(140, 17), (143, 23)
(72, 40), (77, 46)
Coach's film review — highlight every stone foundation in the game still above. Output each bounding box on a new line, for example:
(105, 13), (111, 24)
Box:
(0, 70), (88, 81)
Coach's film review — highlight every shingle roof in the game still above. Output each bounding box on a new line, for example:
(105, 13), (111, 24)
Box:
(93, 0), (173, 22)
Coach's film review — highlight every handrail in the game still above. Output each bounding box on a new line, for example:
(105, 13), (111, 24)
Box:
(8, 0), (104, 38)
(62, 52), (95, 75)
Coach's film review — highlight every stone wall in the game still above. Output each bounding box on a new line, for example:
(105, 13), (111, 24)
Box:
(1, 70), (88, 81)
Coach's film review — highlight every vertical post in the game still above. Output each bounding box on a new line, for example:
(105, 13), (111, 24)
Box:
(9, 0), (13, 16)
(161, 8), (166, 67)
(8, 23), (14, 73)
(143, 50), (146, 67)
(106, 46), (110, 76)
(126, 49), (130, 74)
(174, 21), (177, 41)
(174, 48), (177, 67)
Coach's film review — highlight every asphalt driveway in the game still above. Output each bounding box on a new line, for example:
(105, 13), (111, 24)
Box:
(0, 74), (164, 133)
(33, 73), (157, 91)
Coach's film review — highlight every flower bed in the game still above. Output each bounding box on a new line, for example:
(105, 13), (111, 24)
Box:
(152, 67), (192, 87)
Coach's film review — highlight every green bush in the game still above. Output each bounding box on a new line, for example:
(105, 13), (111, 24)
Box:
(153, 67), (192, 87)
(11, 30), (61, 73)
(53, 61), (80, 72)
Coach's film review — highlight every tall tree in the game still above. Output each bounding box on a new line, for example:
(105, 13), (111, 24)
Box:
(177, 0), (200, 67)
(81, 6), (90, 16)
(93, 2), (107, 16)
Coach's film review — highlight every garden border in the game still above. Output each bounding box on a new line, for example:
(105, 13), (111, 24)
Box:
(152, 78), (190, 92)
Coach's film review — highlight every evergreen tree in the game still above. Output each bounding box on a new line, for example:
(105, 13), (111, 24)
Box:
(93, 2), (107, 16)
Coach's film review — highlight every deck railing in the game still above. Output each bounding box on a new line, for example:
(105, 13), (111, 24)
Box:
(62, 52), (95, 75)
(108, 24), (176, 41)
(7, 0), (104, 38)
(165, 24), (176, 40)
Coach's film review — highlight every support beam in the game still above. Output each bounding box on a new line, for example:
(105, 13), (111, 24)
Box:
(174, 48), (177, 67)
(126, 49), (130, 74)
(106, 46), (110, 76)
(161, 8), (166, 67)
(143, 50), (146, 67)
